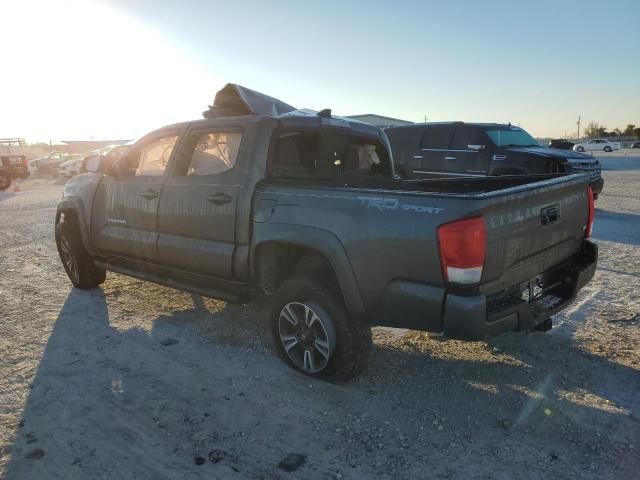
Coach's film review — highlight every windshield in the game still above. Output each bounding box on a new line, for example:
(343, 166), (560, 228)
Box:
(484, 127), (540, 148)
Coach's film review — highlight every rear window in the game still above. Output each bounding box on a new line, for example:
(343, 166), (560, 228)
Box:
(271, 130), (390, 180)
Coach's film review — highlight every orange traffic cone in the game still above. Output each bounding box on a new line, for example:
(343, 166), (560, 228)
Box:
(13, 180), (21, 192)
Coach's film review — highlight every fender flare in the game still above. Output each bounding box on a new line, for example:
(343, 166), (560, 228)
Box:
(56, 198), (97, 255)
(251, 224), (366, 318)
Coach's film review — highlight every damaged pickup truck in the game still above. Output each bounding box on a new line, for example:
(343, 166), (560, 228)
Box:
(55, 84), (597, 382)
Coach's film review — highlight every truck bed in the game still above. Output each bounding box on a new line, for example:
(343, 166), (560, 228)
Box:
(255, 172), (592, 332)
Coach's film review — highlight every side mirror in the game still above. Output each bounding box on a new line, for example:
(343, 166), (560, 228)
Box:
(83, 154), (104, 173)
(468, 144), (485, 152)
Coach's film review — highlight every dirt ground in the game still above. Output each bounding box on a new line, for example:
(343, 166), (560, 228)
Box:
(1, 160), (639, 480)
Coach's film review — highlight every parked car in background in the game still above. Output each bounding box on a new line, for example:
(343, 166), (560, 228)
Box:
(33, 151), (71, 174)
(0, 154), (30, 190)
(0, 138), (30, 190)
(630, 141), (640, 149)
(58, 156), (84, 178)
(548, 139), (574, 150)
(385, 122), (604, 197)
(572, 139), (620, 152)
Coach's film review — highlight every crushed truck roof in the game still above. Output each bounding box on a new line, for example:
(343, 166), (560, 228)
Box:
(203, 83), (296, 118)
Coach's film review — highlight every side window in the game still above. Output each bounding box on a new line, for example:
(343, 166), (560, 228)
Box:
(343, 136), (391, 176)
(420, 126), (452, 150)
(135, 135), (178, 176)
(271, 130), (392, 180)
(450, 127), (484, 150)
(187, 131), (242, 176)
(271, 131), (322, 179)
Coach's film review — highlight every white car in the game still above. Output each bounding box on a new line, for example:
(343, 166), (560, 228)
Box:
(573, 139), (620, 152)
(57, 157), (83, 177)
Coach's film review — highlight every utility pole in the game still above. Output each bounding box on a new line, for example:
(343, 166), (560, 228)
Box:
(576, 116), (581, 141)
(424, 114), (427, 123)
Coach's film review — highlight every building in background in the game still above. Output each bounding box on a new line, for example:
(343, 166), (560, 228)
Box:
(346, 114), (413, 128)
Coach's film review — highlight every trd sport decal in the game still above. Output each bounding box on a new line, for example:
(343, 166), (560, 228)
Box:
(357, 196), (443, 214)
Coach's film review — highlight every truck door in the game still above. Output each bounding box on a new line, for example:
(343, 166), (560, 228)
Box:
(156, 126), (243, 279)
(446, 125), (491, 176)
(91, 131), (180, 260)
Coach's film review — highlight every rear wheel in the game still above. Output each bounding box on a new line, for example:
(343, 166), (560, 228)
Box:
(0, 174), (11, 191)
(55, 220), (106, 289)
(576, 146), (585, 152)
(271, 275), (372, 383)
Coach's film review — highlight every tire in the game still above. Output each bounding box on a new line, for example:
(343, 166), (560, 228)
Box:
(604, 146), (612, 152)
(0, 174), (11, 191)
(270, 274), (372, 383)
(55, 220), (106, 289)
(576, 146), (585, 152)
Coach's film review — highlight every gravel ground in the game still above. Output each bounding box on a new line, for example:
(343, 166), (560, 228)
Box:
(1, 163), (639, 480)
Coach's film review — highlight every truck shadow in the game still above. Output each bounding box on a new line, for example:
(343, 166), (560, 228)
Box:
(592, 209), (640, 246)
(0, 191), (15, 203)
(3, 287), (638, 479)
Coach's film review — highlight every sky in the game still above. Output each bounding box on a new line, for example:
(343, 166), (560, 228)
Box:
(1, 0), (638, 142)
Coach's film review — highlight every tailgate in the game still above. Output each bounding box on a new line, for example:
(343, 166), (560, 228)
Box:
(477, 174), (590, 295)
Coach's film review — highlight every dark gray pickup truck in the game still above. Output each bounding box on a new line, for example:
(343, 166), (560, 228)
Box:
(55, 104), (597, 382)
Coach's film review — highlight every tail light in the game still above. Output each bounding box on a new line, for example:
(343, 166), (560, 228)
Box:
(586, 187), (594, 238)
(23, 157), (29, 169)
(437, 217), (486, 285)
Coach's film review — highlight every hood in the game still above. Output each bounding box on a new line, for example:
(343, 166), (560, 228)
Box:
(504, 145), (597, 162)
(202, 83), (296, 118)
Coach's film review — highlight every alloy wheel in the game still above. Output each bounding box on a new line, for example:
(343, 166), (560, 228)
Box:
(59, 236), (80, 284)
(278, 301), (336, 373)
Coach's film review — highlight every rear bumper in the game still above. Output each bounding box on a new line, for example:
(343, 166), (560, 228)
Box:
(441, 241), (598, 340)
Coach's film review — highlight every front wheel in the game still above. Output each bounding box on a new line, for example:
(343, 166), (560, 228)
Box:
(603, 146), (612, 152)
(55, 220), (106, 289)
(576, 146), (585, 152)
(271, 275), (372, 383)
(0, 174), (11, 191)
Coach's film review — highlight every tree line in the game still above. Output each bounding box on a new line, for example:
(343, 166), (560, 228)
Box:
(583, 122), (640, 139)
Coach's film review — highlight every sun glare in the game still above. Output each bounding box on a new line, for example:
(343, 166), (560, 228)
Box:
(0, 0), (220, 142)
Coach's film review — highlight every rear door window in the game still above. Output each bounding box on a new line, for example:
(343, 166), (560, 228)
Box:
(271, 131), (322, 179)
(450, 126), (485, 150)
(271, 130), (391, 180)
(420, 126), (452, 150)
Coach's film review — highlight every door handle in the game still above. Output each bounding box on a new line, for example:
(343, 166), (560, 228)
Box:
(207, 193), (232, 205)
(444, 156), (457, 160)
(140, 189), (159, 200)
